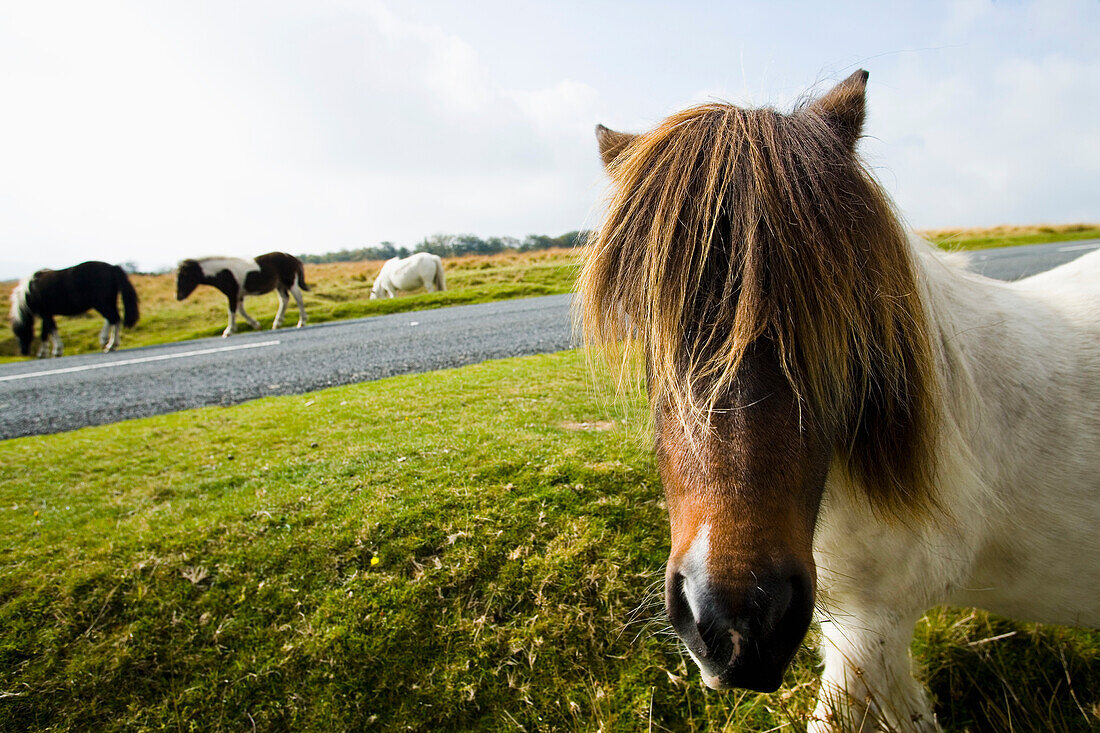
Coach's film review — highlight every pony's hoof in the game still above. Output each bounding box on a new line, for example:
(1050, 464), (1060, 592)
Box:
(222, 330), (233, 338)
(296, 321), (305, 328)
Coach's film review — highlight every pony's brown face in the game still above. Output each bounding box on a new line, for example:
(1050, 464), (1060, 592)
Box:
(655, 339), (830, 691)
(583, 71), (937, 692)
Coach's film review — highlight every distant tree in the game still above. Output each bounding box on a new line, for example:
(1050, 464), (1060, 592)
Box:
(298, 230), (590, 264)
(521, 234), (554, 251)
(488, 236), (521, 251)
(415, 233), (457, 257)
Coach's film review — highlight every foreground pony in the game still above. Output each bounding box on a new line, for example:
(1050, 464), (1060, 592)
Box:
(176, 252), (309, 337)
(10, 260), (139, 357)
(578, 70), (1100, 731)
(370, 252), (446, 299)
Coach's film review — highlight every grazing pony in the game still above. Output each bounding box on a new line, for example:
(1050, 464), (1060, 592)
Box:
(9, 260), (140, 357)
(370, 252), (446, 299)
(176, 252), (309, 337)
(578, 70), (1100, 732)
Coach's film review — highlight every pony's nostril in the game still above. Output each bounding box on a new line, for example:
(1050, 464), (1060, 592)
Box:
(759, 575), (796, 632)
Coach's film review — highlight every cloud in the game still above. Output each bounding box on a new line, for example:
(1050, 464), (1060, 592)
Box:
(0, 1), (605, 277)
(865, 49), (1100, 227)
(942, 0), (993, 37)
(1, 0), (1096, 278)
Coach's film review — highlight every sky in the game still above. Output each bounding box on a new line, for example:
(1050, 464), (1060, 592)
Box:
(1, 0), (1098, 278)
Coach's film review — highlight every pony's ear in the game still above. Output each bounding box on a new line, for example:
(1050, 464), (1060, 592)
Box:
(808, 69), (869, 150)
(595, 124), (637, 169)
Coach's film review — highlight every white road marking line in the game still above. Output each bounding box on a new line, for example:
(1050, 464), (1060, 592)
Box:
(1057, 243), (1100, 252)
(0, 340), (281, 382)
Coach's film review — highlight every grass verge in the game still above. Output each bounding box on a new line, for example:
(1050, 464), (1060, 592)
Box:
(1, 350), (1097, 731)
(923, 223), (1100, 251)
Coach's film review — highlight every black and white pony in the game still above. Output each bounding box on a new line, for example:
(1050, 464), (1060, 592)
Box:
(176, 252), (310, 337)
(9, 261), (140, 357)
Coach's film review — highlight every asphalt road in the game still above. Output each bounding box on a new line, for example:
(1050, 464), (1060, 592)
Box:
(1, 239), (1096, 440)
(960, 238), (1099, 280)
(0, 295), (574, 439)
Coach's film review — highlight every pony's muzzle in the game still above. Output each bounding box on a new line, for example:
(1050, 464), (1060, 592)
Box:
(666, 562), (814, 692)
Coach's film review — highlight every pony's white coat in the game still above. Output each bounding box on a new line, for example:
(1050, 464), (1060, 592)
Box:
(370, 253), (446, 299)
(808, 241), (1100, 732)
(8, 280), (28, 321)
(679, 523), (712, 624)
(197, 257), (260, 286)
(678, 523), (722, 686)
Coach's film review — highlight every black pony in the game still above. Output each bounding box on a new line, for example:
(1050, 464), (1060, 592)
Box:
(9, 261), (140, 357)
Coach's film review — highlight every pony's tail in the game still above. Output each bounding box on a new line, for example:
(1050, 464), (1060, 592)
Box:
(116, 267), (140, 328)
(434, 260), (446, 292)
(296, 260), (311, 291)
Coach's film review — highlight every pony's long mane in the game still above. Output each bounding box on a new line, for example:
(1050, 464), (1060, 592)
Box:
(578, 101), (939, 514)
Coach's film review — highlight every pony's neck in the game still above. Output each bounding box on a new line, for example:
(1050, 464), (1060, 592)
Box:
(908, 235), (1049, 503)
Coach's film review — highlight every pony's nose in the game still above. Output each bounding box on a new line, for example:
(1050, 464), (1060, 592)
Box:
(666, 564), (813, 692)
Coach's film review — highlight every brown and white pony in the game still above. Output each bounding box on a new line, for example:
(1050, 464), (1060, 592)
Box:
(578, 70), (1100, 732)
(10, 260), (140, 357)
(176, 252), (310, 337)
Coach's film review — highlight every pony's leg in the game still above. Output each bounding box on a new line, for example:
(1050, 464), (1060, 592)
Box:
(237, 297), (261, 331)
(290, 283), (307, 327)
(37, 318), (50, 358)
(99, 320), (111, 346)
(104, 323), (121, 352)
(272, 288), (289, 329)
(809, 613), (939, 733)
(39, 316), (62, 357)
(223, 302), (238, 337)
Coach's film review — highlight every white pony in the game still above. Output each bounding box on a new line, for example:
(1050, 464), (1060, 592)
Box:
(581, 69), (1100, 732)
(370, 253), (446, 299)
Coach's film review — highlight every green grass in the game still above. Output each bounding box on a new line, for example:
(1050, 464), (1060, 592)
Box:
(925, 223), (1100, 252)
(1, 351), (1097, 731)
